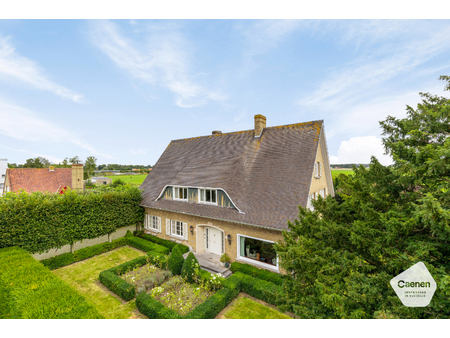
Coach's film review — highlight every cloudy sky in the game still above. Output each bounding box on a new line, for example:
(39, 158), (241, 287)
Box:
(1, 18), (449, 166)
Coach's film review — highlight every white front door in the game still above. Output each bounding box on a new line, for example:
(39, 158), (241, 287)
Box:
(208, 227), (222, 255)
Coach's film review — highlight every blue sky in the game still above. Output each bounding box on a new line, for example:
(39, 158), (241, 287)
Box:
(1, 19), (450, 167)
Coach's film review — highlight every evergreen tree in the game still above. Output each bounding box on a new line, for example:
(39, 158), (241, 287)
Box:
(275, 76), (450, 319)
(168, 245), (184, 275)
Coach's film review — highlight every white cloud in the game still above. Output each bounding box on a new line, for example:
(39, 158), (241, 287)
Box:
(330, 136), (393, 165)
(0, 36), (83, 102)
(89, 20), (226, 108)
(297, 22), (450, 111)
(0, 98), (112, 158)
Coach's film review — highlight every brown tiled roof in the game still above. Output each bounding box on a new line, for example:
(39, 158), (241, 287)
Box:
(140, 120), (323, 230)
(7, 168), (72, 193)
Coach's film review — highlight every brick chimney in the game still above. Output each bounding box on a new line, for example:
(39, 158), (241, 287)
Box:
(254, 114), (266, 137)
(71, 164), (84, 191)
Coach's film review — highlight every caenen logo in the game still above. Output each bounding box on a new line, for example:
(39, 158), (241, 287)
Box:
(390, 262), (436, 307)
(397, 281), (431, 288)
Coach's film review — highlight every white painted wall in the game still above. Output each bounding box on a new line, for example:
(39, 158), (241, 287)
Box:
(0, 159), (7, 196)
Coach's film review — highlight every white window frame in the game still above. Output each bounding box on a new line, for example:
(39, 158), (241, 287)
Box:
(173, 186), (188, 201)
(199, 188), (217, 205)
(145, 215), (161, 233)
(170, 220), (188, 240)
(236, 234), (279, 272)
(307, 193), (315, 211)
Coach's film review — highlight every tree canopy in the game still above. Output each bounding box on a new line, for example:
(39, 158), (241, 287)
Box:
(275, 76), (450, 319)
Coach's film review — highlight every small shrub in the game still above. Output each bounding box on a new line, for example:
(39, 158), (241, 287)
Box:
(220, 253), (231, 264)
(147, 252), (169, 270)
(230, 261), (284, 286)
(181, 252), (199, 283)
(167, 245), (184, 275)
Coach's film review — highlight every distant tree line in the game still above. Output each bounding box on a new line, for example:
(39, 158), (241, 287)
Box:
(331, 163), (369, 168)
(97, 164), (152, 170)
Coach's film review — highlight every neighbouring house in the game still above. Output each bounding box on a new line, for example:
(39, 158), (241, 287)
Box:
(90, 177), (112, 186)
(2, 164), (84, 194)
(0, 159), (7, 196)
(139, 115), (334, 273)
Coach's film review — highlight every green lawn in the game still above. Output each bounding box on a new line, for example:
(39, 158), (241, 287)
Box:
(222, 296), (292, 319)
(331, 169), (354, 177)
(105, 174), (148, 187)
(53, 246), (145, 319)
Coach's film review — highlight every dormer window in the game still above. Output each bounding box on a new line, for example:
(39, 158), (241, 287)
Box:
(200, 189), (217, 204)
(173, 186), (188, 200)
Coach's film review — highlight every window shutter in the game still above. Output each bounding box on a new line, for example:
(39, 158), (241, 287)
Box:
(314, 162), (318, 177)
(183, 223), (188, 240)
(144, 215), (148, 230)
(171, 220), (175, 235)
(166, 219), (170, 235)
(157, 217), (161, 233)
(318, 162), (321, 177)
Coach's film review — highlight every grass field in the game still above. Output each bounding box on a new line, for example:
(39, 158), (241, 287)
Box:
(105, 174), (148, 187)
(331, 169), (354, 177)
(221, 296), (292, 319)
(53, 246), (145, 319)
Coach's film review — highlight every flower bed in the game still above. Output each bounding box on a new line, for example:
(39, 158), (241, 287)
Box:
(122, 264), (172, 294)
(150, 276), (214, 316)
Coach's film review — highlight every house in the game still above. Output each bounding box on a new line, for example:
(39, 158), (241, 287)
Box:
(0, 159), (7, 196)
(139, 115), (334, 273)
(90, 177), (112, 185)
(2, 164), (84, 194)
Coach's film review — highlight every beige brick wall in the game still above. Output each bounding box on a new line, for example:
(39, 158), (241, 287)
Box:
(144, 207), (284, 270)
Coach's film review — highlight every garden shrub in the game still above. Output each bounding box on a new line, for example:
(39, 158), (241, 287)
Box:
(126, 236), (170, 255)
(41, 237), (127, 270)
(0, 186), (144, 253)
(135, 231), (189, 254)
(181, 252), (199, 283)
(147, 251), (169, 270)
(99, 255), (148, 301)
(167, 245), (184, 275)
(230, 261), (284, 286)
(0, 246), (102, 319)
(135, 292), (182, 319)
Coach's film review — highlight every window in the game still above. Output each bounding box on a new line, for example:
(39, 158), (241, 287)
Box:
(238, 235), (278, 269)
(145, 215), (161, 233)
(173, 187), (188, 200)
(314, 161), (321, 178)
(199, 189), (216, 204)
(171, 220), (186, 238)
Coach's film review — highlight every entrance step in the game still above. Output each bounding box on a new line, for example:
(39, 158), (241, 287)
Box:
(182, 252), (233, 278)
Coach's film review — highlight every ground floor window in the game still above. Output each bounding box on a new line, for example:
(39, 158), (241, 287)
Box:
(145, 215), (161, 232)
(238, 235), (277, 267)
(171, 220), (184, 237)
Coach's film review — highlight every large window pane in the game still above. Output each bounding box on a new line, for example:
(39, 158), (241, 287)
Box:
(239, 236), (277, 266)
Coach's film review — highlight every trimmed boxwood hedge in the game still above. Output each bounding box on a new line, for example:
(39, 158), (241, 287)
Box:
(135, 231), (189, 254)
(0, 186), (144, 254)
(230, 261), (285, 286)
(41, 237), (128, 270)
(127, 236), (170, 255)
(99, 255), (148, 301)
(135, 292), (182, 319)
(233, 272), (282, 305)
(0, 247), (103, 319)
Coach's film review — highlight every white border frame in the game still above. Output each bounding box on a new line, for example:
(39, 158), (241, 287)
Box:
(236, 233), (279, 272)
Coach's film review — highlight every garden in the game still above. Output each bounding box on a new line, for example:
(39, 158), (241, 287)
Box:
(0, 230), (292, 319)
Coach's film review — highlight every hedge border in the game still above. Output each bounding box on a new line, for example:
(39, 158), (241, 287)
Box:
(135, 271), (283, 319)
(0, 246), (103, 319)
(98, 256), (148, 301)
(230, 261), (285, 286)
(127, 236), (170, 255)
(41, 237), (128, 270)
(135, 231), (189, 254)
